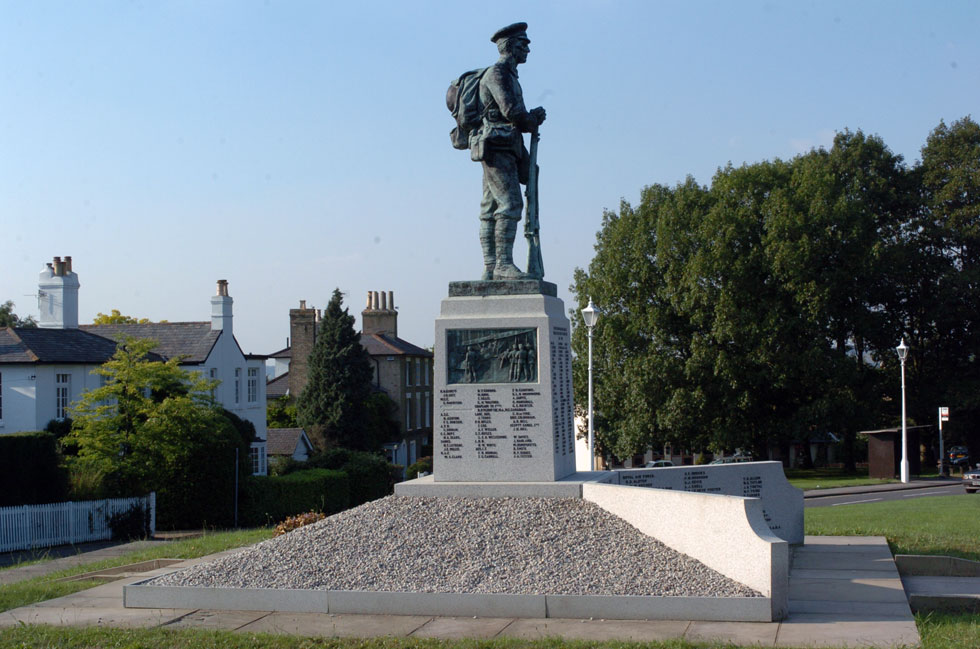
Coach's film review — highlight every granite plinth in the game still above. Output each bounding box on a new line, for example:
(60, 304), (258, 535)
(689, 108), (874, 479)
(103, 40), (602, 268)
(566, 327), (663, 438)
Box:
(434, 292), (575, 482)
(449, 280), (557, 297)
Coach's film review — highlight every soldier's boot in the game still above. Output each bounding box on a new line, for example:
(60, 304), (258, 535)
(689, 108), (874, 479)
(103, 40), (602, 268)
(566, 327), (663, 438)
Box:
(493, 218), (527, 280)
(480, 220), (496, 281)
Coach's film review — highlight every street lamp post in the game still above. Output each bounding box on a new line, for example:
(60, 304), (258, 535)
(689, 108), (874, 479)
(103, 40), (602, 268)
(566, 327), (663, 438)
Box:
(896, 339), (909, 483)
(582, 299), (599, 471)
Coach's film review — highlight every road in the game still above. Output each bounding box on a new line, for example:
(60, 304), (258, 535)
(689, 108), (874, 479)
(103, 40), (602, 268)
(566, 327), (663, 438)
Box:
(805, 483), (967, 507)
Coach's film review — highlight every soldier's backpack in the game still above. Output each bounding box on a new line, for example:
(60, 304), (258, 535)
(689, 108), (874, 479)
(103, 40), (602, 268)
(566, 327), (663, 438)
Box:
(446, 67), (488, 150)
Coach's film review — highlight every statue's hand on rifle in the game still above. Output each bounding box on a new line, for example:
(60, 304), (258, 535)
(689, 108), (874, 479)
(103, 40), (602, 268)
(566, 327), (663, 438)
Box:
(531, 106), (546, 125)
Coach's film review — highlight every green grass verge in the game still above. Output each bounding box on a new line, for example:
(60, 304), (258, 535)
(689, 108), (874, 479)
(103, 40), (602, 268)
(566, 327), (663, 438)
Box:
(806, 494), (980, 561)
(784, 467), (897, 490)
(0, 527), (273, 613)
(0, 617), (977, 649)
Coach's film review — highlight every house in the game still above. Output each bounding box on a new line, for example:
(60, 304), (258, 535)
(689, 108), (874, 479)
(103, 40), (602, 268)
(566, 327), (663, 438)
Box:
(266, 427), (315, 465)
(267, 290), (433, 469)
(0, 257), (269, 475)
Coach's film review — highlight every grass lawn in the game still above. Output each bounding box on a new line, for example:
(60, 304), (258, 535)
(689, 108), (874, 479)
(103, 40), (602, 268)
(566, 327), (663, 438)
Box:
(806, 494), (980, 561)
(785, 467), (897, 490)
(0, 527), (273, 614)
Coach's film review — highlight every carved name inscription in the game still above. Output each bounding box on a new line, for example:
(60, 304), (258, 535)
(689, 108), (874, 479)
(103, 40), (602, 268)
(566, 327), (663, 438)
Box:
(550, 325), (573, 457)
(438, 385), (543, 463)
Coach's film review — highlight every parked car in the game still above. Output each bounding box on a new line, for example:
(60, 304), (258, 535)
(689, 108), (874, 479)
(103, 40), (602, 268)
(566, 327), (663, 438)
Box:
(644, 460), (674, 468)
(949, 445), (970, 467)
(709, 455), (754, 465)
(964, 465), (980, 494)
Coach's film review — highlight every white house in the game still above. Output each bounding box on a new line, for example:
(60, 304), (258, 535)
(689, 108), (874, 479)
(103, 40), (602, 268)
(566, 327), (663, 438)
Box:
(0, 257), (269, 475)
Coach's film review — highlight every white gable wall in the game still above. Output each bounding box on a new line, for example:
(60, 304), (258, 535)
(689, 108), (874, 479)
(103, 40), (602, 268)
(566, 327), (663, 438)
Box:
(0, 363), (102, 433)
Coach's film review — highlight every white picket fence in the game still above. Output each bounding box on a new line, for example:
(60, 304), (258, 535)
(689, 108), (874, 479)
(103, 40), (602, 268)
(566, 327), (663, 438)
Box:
(0, 493), (156, 553)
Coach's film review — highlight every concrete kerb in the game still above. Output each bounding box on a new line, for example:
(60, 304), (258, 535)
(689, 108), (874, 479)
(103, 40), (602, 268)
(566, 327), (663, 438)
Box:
(124, 581), (774, 622)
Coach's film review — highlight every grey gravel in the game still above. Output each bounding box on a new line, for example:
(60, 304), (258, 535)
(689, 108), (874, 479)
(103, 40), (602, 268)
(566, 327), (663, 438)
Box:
(150, 496), (760, 597)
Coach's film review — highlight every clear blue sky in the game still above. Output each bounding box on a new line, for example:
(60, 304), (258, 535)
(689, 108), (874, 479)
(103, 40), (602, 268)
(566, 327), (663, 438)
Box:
(2, 1), (978, 356)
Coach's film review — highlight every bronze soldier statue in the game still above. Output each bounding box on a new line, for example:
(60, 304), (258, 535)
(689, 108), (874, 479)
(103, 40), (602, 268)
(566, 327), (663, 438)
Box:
(474, 22), (547, 280)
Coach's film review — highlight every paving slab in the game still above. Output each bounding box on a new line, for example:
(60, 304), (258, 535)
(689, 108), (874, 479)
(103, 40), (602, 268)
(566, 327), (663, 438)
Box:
(410, 616), (515, 639)
(790, 578), (911, 604)
(163, 609), (271, 630)
(775, 613), (920, 648)
(686, 620), (779, 646)
(788, 599), (913, 619)
(0, 605), (192, 629)
(500, 617), (692, 642)
(238, 612), (432, 637)
(792, 554), (897, 572)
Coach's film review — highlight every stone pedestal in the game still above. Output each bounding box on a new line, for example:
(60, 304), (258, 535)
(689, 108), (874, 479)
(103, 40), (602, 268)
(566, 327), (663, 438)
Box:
(434, 283), (575, 482)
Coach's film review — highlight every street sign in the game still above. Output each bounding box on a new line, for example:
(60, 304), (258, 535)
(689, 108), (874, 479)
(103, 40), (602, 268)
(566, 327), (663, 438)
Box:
(940, 406), (949, 422)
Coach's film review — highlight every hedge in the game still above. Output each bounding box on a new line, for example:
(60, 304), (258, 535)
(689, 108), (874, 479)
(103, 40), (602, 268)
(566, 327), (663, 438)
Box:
(240, 468), (349, 527)
(0, 432), (68, 506)
(304, 449), (392, 506)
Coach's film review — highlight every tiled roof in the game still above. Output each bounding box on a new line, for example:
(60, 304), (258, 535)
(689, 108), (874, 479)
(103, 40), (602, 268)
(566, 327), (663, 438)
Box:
(81, 322), (220, 364)
(268, 346), (291, 359)
(0, 327), (163, 364)
(266, 372), (289, 398)
(359, 333), (432, 358)
(267, 428), (311, 456)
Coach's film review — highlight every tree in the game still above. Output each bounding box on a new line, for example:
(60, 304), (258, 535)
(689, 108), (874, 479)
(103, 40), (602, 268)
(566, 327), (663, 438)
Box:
(68, 337), (251, 528)
(296, 289), (380, 451)
(0, 300), (37, 328)
(267, 396), (299, 429)
(93, 310), (151, 324)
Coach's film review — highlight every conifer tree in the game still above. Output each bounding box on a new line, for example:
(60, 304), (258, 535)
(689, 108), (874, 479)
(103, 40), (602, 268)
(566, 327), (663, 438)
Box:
(296, 288), (377, 451)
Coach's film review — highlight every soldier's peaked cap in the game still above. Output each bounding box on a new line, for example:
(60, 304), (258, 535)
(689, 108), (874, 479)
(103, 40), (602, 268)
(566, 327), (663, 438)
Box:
(491, 22), (529, 43)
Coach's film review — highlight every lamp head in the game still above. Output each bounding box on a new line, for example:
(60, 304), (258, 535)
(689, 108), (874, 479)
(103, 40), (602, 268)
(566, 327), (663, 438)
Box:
(896, 338), (908, 362)
(582, 299), (599, 328)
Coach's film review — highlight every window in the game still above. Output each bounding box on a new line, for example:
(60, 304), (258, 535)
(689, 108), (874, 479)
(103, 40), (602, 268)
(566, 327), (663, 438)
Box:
(405, 359), (412, 386)
(56, 373), (71, 419)
(415, 358), (421, 386)
(424, 359), (430, 386)
(250, 444), (267, 475)
(209, 368), (217, 398)
(424, 391), (431, 427)
(247, 368), (258, 403)
(234, 368), (241, 404)
(0, 371), (3, 422)
(405, 394), (412, 430)
(416, 394), (421, 431)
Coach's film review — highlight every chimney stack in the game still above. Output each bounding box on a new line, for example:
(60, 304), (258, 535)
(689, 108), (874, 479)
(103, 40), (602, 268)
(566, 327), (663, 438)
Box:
(361, 289), (398, 337)
(210, 279), (233, 334)
(289, 299), (318, 397)
(38, 255), (80, 329)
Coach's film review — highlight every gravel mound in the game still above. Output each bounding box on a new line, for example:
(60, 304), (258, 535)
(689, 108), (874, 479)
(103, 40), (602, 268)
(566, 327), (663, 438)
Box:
(150, 496), (760, 597)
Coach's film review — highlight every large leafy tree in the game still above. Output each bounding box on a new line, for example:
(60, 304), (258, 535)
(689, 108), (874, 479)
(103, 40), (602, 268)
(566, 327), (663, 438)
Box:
(572, 117), (980, 468)
(0, 300), (37, 328)
(296, 289), (380, 451)
(68, 337), (251, 528)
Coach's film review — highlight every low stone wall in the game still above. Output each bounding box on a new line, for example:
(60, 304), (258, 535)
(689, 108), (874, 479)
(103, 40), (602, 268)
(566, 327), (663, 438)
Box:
(614, 461), (804, 544)
(582, 483), (788, 620)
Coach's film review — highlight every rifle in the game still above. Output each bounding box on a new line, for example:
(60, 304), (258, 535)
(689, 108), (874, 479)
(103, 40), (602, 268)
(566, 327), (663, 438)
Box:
(524, 125), (544, 280)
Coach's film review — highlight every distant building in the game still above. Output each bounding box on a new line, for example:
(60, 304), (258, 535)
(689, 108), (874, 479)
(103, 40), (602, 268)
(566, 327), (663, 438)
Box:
(266, 427), (315, 464)
(0, 257), (269, 475)
(267, 290), (433, 468)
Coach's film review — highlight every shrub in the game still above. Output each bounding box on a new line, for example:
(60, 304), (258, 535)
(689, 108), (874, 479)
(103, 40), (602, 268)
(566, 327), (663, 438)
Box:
(0, 432), (69, 506)
(406, 456), (432, 479)
(108, 502), (151, 540)
(304, 449), (392, 506)
(240, 468), (348, 527)
(274, 511), (326, 537)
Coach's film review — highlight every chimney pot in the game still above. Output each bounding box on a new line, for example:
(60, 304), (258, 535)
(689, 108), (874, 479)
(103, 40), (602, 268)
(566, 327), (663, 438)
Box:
(216, 279), (229, 296)
(366, 292), (372, 309)
(380, 291), (387, 310)
(388, 291), (394, 311)
(300, 300), (306, 310)
(64, 256), (72, 273)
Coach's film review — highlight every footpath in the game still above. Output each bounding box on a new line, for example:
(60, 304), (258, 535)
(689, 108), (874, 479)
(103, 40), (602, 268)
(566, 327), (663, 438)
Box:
(0, 480), (970, 647)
